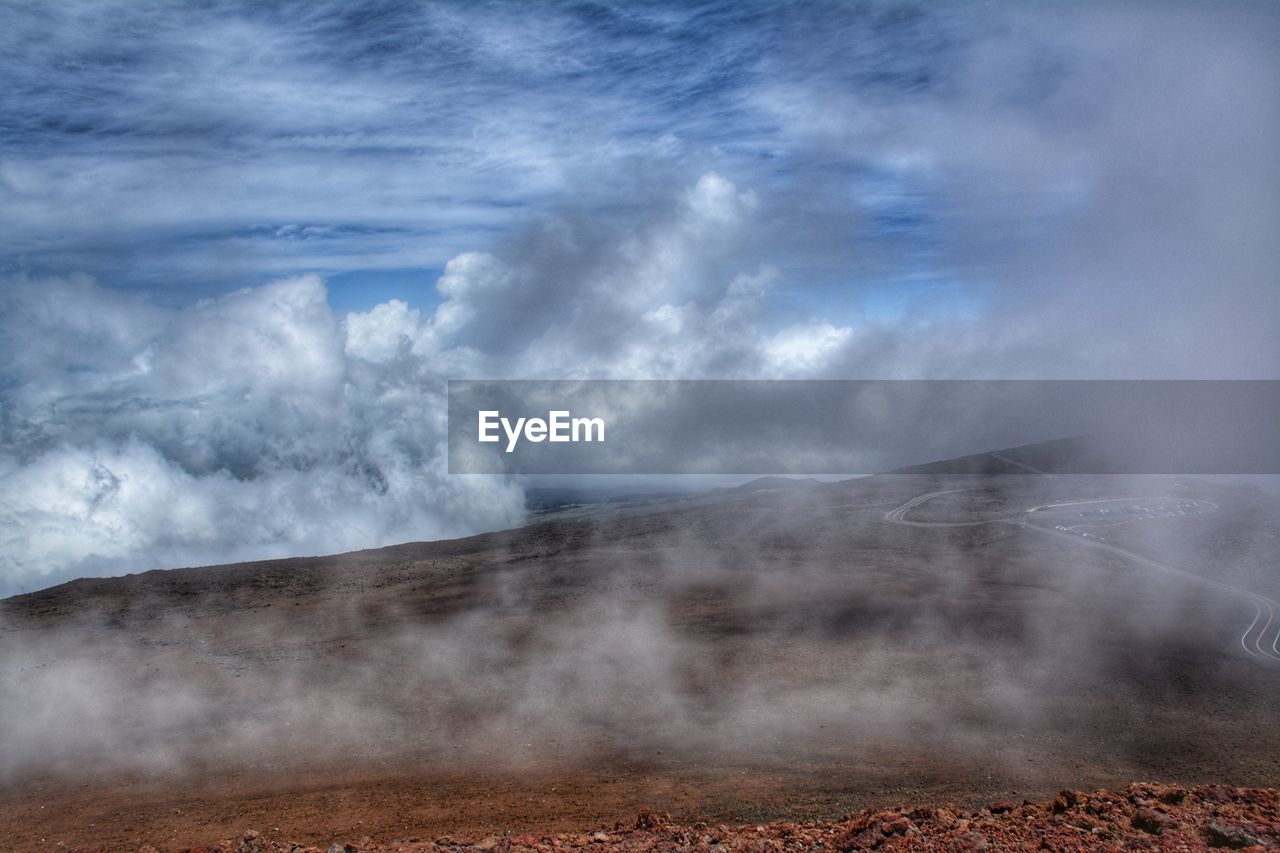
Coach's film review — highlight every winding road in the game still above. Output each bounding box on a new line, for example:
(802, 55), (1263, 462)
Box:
(884, 489), (1280, 665)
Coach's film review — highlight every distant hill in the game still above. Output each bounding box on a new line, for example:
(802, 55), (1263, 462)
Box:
(719, 475), (826, 493)
(886, 435), (1101, 475)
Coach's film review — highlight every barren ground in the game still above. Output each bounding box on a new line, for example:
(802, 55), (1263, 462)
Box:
(2, 475), (1277, 850)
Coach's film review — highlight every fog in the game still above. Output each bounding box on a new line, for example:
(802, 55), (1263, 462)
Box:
(2, 475), (1277, 791)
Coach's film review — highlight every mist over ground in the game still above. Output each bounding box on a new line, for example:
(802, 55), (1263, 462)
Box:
(4, 475), (1278, 796)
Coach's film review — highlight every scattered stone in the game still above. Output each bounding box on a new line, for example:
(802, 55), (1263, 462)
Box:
(1131, 807), (1176, 834)
(239, 829), (266, 853)
(1199, 785), (1236, 804)
(951, 830), (989, 850)
(1203, 820), (1263, 849)
(633, 809), (670, 830)
(882, 816), (912, 835)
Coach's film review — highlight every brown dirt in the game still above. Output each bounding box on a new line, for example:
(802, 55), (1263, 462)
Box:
(32, 783), (1280, 851)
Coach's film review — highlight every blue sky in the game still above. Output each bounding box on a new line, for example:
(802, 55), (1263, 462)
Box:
(0, 0), (990, 320)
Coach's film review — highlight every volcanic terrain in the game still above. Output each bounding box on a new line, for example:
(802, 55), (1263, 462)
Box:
(2, 465), (1278, 850)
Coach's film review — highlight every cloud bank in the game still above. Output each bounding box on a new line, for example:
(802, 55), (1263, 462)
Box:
(0, 274), (525, 594)
(0, 173), (835, 592)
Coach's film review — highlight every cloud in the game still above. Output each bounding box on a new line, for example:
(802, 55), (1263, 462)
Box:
(350, 172), (780, 378)
(0, 167), (860, 591)
(0, 1), (773, 289)
(767, 2), (1280, 379)
(344, 298), (423, 363)
(0, 273), (524, 594)
(763, 323), (854, 377)
(4, 1), (1276, 371)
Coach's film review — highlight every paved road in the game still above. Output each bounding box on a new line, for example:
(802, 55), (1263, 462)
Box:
(882, 489), (983, 527)
(884, 490), (1280, 665)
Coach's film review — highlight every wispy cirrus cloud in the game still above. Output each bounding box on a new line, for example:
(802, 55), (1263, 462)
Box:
(0, 1), (772, 294)
(0, 1), (1018, 302)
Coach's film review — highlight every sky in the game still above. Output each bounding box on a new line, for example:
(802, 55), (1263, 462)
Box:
(1, 0), (1278, 594)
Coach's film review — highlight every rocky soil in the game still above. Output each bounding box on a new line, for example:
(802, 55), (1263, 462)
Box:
(118, 783), (1277, 852)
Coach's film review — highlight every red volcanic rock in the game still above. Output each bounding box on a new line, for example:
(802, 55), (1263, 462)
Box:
(949, 830), (989, 851)
(1132, 806), (1177, 834)
(150, 782), (1280, 851)
(1204, 819), (1265, 848)
(632, 809), (671, 831)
